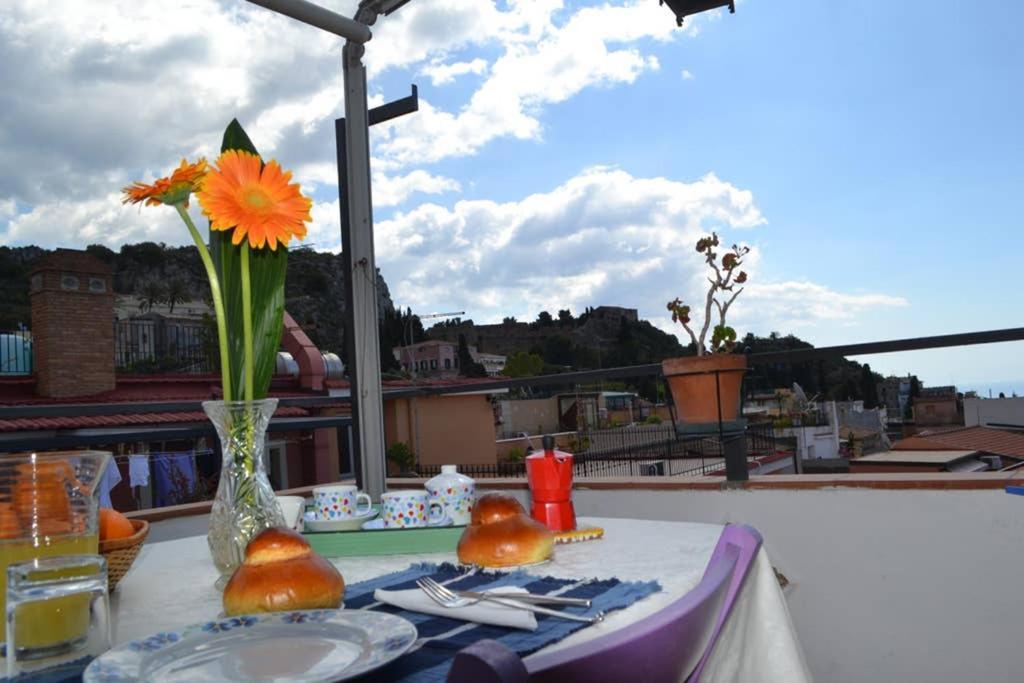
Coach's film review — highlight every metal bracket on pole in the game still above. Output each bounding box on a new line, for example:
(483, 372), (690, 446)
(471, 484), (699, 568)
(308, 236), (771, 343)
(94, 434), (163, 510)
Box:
(334, 84), (418, 500)
(246, 0), (372, 42)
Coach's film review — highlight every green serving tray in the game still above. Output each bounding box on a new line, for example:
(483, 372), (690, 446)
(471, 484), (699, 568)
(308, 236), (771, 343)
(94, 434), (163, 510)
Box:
(303, 525), (464, 558)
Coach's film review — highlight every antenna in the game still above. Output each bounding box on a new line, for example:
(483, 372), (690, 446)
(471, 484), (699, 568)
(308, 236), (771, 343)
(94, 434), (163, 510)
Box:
(792, 382), (808, 404)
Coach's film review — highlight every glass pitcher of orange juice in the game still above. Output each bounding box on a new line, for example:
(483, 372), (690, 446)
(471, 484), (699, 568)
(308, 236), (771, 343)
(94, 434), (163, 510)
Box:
(0, 451), (109, 657)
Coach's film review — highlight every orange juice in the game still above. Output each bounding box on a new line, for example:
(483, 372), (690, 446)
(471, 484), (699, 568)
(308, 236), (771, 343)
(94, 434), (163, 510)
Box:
(0, 533), (98, 648)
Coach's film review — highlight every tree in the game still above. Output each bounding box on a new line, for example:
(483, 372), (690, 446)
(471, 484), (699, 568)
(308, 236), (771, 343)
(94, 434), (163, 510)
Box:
(535, 310), (553, 327)
(859, 364), (878, 409)
(541, 335), (573, 366)
(136, 280), (165, 313)
(906, 375), (921, 419)
(164, 278), (190, 315)
(457, 334), (487, 377)
(85, 243), (116, 265)
(557, 309), (573, 324)
(502, 316), (517, 325)
(386, 442), (416, 474)
(502, 351), (544, 378)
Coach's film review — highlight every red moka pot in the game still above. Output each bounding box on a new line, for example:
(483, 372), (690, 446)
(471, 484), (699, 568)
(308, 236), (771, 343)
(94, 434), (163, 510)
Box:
(526, 435), (576, 532)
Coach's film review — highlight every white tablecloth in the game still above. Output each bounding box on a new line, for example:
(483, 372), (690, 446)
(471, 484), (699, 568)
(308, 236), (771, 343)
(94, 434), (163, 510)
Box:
(111, 517), (810, 682)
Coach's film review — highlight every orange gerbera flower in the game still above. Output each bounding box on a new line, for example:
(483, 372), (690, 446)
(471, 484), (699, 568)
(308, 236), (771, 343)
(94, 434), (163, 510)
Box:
(122, 158), (208, 206)
(196, 150), (312, 251)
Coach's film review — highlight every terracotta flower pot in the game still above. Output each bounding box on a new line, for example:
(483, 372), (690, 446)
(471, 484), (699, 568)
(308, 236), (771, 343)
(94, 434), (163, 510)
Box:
(662, 354), (747, 425)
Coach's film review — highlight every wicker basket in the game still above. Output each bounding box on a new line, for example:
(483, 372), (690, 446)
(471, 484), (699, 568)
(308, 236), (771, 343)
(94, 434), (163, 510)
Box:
(99, 518), (149, 592)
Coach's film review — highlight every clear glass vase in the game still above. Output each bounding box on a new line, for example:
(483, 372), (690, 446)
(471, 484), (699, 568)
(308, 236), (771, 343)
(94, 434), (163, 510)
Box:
(203, 399), (285, 587)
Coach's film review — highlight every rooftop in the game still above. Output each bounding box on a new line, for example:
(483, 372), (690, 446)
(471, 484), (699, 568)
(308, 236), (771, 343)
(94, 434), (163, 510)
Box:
(892, 425), (1024, 459)
(856, 449), (978, 465)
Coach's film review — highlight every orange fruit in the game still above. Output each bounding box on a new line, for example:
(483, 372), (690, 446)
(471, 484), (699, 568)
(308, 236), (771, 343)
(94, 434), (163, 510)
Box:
(13, 461), (72, 535)
(99, 508), (135, 541)
(0, 503), (22, 539)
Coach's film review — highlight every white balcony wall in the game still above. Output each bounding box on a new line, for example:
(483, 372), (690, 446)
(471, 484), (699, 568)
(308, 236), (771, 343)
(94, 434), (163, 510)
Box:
(143, 481), (1024, 682)
(499, 486), (1022, 683)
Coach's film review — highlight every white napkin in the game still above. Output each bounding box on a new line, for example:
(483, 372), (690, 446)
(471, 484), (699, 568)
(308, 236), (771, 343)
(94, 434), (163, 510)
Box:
(374, 586), (538, 631)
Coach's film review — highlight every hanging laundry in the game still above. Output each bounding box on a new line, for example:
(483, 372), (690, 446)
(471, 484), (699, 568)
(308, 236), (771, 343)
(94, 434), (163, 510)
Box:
(98, 459), (122, 508)
(128, 453), (151, 488)
(152, 452), (199, 507)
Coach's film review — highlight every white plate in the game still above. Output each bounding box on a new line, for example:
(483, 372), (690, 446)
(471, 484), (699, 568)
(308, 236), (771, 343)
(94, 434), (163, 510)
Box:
(303, 509), (378, 533)
(362, 516), (453, 530)
(83, 609), (417, 683)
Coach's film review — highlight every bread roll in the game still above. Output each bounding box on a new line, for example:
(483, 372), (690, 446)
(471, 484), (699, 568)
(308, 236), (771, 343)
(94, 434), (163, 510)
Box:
(223, 527), (344, 616)
(457, 493), (554, 568)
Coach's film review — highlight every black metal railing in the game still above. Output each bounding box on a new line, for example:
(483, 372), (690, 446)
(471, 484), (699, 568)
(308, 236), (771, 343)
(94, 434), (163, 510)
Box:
(2, 326), (1022, 482)
(417, 424), (785, 480)
(115, 319), (212, 374)
(417, 462), (527, 479)
(570, 422), (781, 478)
(0, 331), (32, 375)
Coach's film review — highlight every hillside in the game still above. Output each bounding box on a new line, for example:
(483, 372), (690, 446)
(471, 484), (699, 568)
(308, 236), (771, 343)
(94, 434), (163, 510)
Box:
(0, 243), (396, 362)
(427, 308), (892, 405)
(426, 307), (685, 370)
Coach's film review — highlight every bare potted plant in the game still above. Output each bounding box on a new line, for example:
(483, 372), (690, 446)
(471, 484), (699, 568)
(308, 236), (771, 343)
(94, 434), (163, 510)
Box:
(664, 232), (750, 424)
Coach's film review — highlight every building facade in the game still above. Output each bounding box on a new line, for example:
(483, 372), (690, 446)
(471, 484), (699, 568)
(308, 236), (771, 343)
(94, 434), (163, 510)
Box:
(392, 341), (506, 378)
(964, 396), (1024, 428)
(913, 386), (960, 427)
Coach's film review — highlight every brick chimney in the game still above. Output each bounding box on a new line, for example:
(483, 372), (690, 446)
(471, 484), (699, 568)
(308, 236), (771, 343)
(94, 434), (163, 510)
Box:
(29, 249), (115, 398)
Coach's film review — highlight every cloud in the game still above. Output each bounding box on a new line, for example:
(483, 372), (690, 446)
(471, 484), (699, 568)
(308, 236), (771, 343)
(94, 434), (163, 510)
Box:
(681, 69), (695, 80)
(3, 194), (186, 250)
(0, 0), (342, 207)
(367, 165), (905, 342)
(373, 170), (461, 207)
(740, 282), (909, 330)
(375, 165), (759, 315)
(420, 58), (489, 86)
(374, 1), (682, 166)
(1, 0), (714, 247)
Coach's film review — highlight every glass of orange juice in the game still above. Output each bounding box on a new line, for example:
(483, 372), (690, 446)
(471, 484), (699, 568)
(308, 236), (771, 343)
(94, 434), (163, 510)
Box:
(0, 451), (111, 674)
(6, 555), (111, 678)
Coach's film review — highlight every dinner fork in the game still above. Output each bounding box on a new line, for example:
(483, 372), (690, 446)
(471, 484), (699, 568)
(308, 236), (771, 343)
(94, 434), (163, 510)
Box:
(416, 577), (603, 624)
(428, 583), (592, 608)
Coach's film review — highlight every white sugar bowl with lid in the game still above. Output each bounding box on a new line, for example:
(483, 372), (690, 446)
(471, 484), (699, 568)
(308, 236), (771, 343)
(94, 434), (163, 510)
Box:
(425, 465), (476, 526)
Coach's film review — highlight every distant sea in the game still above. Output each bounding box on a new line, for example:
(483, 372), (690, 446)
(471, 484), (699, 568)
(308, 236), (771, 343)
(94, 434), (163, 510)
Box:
(958, 379), (1024, 398)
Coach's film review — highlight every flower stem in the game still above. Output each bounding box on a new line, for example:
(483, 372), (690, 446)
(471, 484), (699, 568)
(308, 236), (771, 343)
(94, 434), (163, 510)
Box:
(241, 244), (255, 403)
(176, 203), (232, 402)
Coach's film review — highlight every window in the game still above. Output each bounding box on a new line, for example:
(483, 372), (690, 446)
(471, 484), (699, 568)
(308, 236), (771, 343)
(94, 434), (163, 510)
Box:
(444, 358), (451, 369)
(430, 359), (438, 370)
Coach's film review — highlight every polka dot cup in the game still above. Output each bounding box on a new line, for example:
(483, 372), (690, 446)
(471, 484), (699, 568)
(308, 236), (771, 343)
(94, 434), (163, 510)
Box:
(313, 485), (373, 521)
(380, 490), (445, 528)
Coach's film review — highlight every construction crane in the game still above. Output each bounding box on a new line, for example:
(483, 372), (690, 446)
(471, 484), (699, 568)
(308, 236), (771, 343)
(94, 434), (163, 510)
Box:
(418, 311), (465, 322)
(401, 310), (465, 376)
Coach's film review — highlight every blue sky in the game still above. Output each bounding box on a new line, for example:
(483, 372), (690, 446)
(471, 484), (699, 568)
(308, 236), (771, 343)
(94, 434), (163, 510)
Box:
(1, 0), (1021, 392)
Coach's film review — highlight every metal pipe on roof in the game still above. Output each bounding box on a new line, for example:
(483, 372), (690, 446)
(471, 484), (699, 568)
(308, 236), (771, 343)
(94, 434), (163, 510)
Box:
(245, 0), (372, 43)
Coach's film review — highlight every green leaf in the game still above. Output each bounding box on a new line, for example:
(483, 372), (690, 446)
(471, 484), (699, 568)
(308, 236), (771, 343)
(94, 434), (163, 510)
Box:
(209, 120), (288, 400)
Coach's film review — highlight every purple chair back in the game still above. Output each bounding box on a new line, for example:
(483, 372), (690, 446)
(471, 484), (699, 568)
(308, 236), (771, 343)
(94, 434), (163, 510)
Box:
(447, 524), (763, 683)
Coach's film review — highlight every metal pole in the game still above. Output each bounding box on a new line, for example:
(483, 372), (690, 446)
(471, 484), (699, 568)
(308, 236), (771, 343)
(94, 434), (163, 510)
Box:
(340, 36), (387, 501)
(245, 0), (372, 42)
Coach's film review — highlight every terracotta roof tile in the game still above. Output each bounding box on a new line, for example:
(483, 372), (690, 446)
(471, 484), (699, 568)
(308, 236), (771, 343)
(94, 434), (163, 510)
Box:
(892, 426), (1024, 459)
(0, 406), (309, 433)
